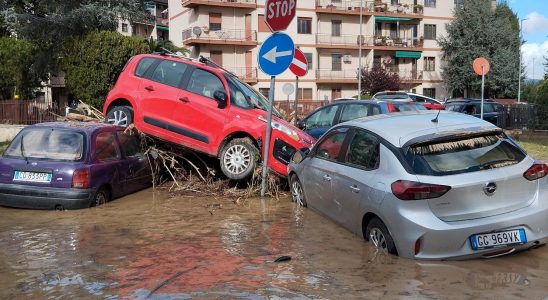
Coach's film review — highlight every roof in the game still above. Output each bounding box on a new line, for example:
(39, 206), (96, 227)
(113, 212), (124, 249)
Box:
(339, 111), (497, 147)
(31, 121), (118, 132)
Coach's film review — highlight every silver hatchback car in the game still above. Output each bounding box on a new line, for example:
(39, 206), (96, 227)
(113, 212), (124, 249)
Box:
(288, 111), (548, 260)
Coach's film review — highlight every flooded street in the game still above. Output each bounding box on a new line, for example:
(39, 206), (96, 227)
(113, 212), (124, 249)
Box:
(1, 189), (548, 299)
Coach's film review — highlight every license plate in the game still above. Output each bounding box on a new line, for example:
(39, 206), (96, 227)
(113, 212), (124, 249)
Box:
(13, 171), (52, 183)
(470, 229), (527, 250)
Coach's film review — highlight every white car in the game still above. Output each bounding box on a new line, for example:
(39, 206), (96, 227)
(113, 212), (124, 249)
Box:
(288, 111), (548, 260)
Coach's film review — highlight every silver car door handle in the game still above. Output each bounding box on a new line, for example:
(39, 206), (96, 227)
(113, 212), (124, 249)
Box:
(323, 175), (331, 182)
(350, 185), (360, 193)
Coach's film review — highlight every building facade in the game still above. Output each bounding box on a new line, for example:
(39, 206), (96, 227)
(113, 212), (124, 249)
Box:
(168, 0), (491, 103)
(118, 0), (170, 41)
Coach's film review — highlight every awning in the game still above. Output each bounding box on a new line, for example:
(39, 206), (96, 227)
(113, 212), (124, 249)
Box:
(157, 25), (169, 31)
(375, 16), (413, 21)
(395, 51), (422, 59)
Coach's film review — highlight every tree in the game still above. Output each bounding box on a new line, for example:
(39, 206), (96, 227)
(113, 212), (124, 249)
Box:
(2, 0), (153, 81)
(439, 0), (521, 98)
(61, 31), (150, 108)
(0, 37), (39, 99)
(360, 64), (400, 96)
(146, 37), (189, 55)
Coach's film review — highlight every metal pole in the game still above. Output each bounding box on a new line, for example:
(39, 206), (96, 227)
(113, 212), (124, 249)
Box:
(261, 76), (276, 197)
(481, 65), (485, 120)
(357, 0), (363, 100)
(294, 76), (299, 126)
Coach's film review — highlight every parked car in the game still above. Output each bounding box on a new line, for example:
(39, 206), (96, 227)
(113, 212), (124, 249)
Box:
(103, 54), (314, 181)
(373, 91), (445, 110)
(297, 100), (426, 139)
(444, 99), (504, 125)
(288, 111), (548, 259)
(0, 122), (152, 210)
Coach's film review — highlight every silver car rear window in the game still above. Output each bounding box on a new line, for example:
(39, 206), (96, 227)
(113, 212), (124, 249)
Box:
(5, 128), (85, 162)
(403, 134), (525, 175)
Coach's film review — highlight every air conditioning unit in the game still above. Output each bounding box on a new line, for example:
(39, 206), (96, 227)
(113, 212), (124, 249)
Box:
(343, 55), (353, 63)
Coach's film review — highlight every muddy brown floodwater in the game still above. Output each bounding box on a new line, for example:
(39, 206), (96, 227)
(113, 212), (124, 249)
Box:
(1, 189), (548, 299)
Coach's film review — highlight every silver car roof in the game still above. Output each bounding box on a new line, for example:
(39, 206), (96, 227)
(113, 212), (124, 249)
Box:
(339, 111), (499, 147)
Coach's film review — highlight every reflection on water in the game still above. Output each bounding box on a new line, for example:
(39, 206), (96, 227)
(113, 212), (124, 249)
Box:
(0, 189), (547, 299)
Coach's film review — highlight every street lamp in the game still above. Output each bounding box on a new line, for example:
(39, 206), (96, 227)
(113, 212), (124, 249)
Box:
(358, 0), (363, 100)
(517, 18), (528, 104)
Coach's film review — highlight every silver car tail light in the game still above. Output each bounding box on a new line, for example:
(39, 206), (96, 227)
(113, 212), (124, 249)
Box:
(523, 163), (548, 181)
(391, 180), (451, 200)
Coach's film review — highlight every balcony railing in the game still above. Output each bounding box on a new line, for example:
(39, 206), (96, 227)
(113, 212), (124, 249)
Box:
(373, 36), (423, 48)
(316, 69), (359, 81)
(182, 0), (257, 8)
(182, 28), (257, 45)
(224, 66), (258, 82)
(156, 17), (169, 27)
(316, 34), (374, 47)
(315, 0), (424, 15)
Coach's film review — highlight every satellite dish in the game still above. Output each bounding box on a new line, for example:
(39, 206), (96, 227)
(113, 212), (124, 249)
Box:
(192, 26), (202, 37)
(382, 56), (392, 65)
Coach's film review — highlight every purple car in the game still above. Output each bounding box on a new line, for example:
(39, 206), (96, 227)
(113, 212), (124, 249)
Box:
(0, 122), (152, 209)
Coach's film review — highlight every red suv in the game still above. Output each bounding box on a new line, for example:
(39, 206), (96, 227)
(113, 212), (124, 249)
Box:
(103, 54), (314, 181)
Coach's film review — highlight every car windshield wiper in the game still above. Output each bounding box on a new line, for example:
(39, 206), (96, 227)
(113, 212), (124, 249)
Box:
(20, 135), (28, 164)
(479, 159), (517, 170)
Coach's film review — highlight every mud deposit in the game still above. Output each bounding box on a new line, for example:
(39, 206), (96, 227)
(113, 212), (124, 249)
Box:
(0, 189), (547, 299)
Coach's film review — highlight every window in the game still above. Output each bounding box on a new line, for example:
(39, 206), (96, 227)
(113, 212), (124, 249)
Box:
(331, 20), (341, 37)
(303, 52), (313, 70)
(117, 132), (142, 158)
(186, 69), (224, 99)
(339, 104), (369, 123)
(389, 23), (397, 38)
(135, 57), (157, 78)
(391, 0), (399, 5)
(95, 132), (120, 161)
(344, 130), (380, 169)
(150, 60), (187, 87)
(297, 88), (312, 100)
(298, 18), (312, 34)
(315, 129), (348, 161)
(305, 105), (338, 129)
(5, 129), (84, 161)
(423, 88), (436, 98)
(424, 24), (437, 40)
(424, 0), (436, 7)
(121, 23), (128, 33)
(424, 57), (435, 71)
(258, 14), (270, 32)
(259, 88), (270, 98)
(332, 53), (342, 71)
(209, 13), (222, 31)
(454, 0), (464, 9)
(210, 50), (222, 66)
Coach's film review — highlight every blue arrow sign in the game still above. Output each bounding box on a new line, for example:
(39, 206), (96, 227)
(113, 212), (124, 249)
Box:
(258, 33), (295, 76)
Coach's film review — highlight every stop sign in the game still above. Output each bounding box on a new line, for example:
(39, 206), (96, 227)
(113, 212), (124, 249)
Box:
(264, 0), (296, 32)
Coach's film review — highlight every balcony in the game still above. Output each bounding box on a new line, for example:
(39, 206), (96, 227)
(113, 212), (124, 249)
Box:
(315, 0), (424, 18)
(382, 67), (423, 83)
(225, 67), (258, 84)
(156, 16), (169, 27)
(182, 28), (258, 46)
(372, 36), (424, 51)
(182, 0), (257, 9)
(316, 69), (359, 84)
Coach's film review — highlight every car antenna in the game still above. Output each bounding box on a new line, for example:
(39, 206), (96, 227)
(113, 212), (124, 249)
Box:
(431, 110), (441, 123)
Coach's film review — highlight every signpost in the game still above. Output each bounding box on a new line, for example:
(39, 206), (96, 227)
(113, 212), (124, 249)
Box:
(473, 57), (490, 120)
(282, 83), (295, 114)
(258, 32), (295, 197)
(289, 48), (308, 126)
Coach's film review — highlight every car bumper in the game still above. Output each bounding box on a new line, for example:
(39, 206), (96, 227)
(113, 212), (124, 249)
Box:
(268, 134), (312, 178)
(0, 183), (95, 210)
(383, 193), (548, 260)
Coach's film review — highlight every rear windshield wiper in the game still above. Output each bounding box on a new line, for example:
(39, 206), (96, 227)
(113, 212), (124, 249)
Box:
(479, 159), (517, 170)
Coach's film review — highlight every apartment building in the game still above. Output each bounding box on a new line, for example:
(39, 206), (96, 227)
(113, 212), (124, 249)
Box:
(168, 0), (492, 102)
(118, 0), (170, 41)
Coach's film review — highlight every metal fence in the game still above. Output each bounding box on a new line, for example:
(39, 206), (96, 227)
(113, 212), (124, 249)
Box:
(275, 100), (330, 120)
(498, 104), (548, 130)
(0, 101), (62, 125)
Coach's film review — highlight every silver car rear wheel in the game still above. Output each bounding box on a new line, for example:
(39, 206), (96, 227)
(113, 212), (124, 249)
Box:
(290, 175), (307, 207)
(366, 218), (397, 255)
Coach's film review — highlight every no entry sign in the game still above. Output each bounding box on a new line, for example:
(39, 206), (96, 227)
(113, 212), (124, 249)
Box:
(289, 48), (308, 77)
(264, 0), (296, 32)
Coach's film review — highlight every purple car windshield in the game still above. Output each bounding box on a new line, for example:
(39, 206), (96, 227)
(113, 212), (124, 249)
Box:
(5, 128), (85, 161)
